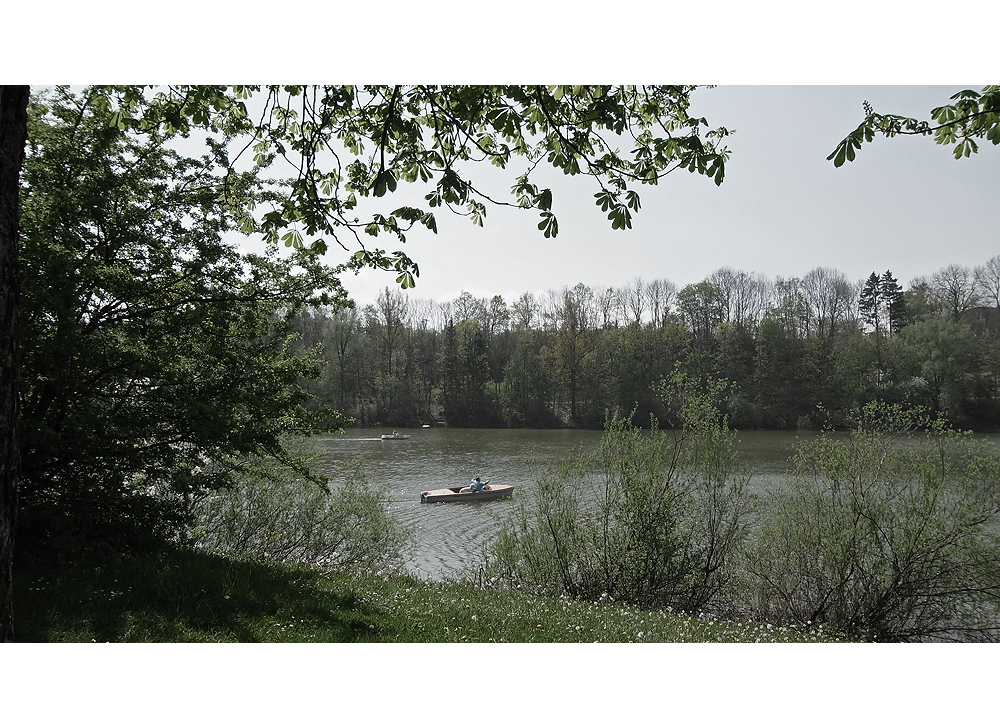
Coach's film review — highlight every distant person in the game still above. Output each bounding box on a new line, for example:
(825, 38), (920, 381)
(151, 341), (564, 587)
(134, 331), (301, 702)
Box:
(471, 476), (490, 492)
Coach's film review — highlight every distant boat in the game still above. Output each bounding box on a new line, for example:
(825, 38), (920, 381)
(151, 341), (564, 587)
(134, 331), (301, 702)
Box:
(420, 484), (514, 503)
(381, 431), (410, 440)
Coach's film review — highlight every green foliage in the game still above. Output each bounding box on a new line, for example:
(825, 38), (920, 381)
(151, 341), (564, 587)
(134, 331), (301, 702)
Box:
(192, 458), (411, 572)
(501, 330), (558, 428)
(889, 317), (982, 414)
(740, 402), (1000, 641)
(542, 285), (599, 424)
(612, 322), (686, 427)
(859, 270), (905, 337)
(484, 374), (751, 613)
(436, 317), (503, 427)
(750, 317), (815, 428)
(676, 281), (723, 349)
(829, 86), (1000, 166)
(859, 272), (884, 333)
(293, 250), (1000, 432)
(17, 88), (349, 550)
(88, 85), (731, 288)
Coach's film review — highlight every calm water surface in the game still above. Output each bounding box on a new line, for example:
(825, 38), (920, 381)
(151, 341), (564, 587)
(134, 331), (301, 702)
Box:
(312, 427), (1000, 580)
(312, 428), (604, 579)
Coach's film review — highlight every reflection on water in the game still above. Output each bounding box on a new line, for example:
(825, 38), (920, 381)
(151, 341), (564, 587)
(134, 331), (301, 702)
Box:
(311, 427), (1000, 580)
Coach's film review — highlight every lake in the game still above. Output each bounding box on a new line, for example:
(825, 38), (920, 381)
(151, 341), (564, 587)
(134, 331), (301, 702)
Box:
(311, 426), (822, 580)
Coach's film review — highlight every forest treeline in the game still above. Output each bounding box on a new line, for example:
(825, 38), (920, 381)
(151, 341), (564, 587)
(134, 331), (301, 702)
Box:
(292, 260), (1000, 431)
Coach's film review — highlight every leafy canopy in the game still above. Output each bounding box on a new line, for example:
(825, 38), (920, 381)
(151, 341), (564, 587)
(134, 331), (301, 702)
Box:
(18, 87), (348, 548)
(829, 85), (1000, 166)
(91, 85), (731, 288)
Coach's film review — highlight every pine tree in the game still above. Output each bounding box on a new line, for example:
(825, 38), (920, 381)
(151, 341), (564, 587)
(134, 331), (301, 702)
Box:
(859, 272), (884, 335)
(880, 271), (906, 335)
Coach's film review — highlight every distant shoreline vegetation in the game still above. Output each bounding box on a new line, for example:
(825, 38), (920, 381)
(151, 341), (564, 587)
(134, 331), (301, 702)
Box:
(292, 261), (1000, 432)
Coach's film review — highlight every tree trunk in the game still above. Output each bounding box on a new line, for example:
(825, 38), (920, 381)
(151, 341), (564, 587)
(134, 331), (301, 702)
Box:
(0, 85), (29, 642)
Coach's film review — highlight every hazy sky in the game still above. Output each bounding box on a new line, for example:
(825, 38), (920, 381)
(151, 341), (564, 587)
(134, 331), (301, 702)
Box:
(19, 7), (996, 314)
(338, 85), (998, 308)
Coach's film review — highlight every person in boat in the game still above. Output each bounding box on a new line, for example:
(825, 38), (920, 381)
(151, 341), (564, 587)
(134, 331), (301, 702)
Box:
(460, 476), (491, 493)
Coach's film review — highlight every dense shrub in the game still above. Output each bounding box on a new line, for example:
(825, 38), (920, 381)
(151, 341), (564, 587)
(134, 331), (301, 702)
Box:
(483, 376), (752, 613)
(739, 402), (1000, 642)
(192, 459), (411, 572)
(18, 87), (346, 553)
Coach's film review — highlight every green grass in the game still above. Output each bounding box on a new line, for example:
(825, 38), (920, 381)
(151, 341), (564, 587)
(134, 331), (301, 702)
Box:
(13, 546), (842, 643)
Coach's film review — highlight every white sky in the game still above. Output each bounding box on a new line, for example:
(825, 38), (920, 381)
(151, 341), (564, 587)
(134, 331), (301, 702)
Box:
(12, 4), (998, 312)
(339, 84), (999, 308)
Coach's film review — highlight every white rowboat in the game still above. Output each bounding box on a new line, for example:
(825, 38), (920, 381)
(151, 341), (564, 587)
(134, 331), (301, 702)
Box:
(420, 484), (514, 503)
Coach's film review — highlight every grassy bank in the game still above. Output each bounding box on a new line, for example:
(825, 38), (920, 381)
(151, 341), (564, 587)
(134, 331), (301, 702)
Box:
(13, 546), (840, 643)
